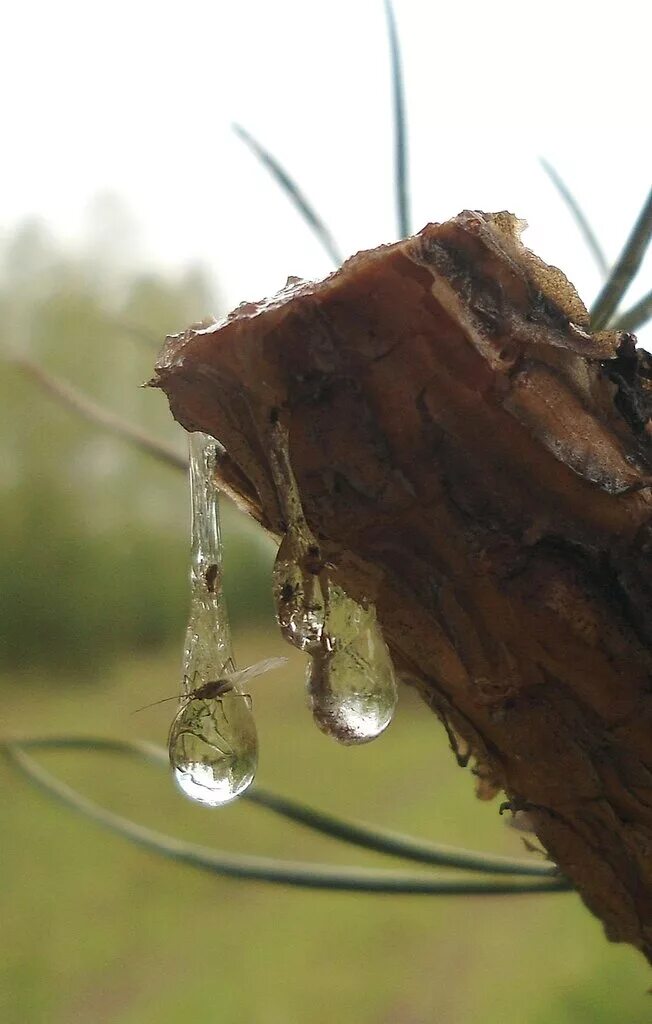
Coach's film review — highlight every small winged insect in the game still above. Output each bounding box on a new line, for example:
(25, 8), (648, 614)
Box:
(182, 655), (288, 706)
(167, 656), (286, 807)
(135, 656), (287, 713)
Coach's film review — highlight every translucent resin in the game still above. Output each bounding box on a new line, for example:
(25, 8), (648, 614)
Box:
(307, 585), (398, 744)
(268, 419), (325, 651)
(272, 529), (326, 652)
(169, 431), (258, 806)
(266, 416), (397, 744)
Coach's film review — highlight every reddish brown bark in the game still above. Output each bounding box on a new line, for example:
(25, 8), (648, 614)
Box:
(151, 211), (652, 962)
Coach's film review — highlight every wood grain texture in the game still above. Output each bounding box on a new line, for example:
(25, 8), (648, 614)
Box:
(151, 211), (652, 961)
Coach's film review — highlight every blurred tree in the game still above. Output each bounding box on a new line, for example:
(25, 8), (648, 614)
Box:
(0, 206), (274, 677)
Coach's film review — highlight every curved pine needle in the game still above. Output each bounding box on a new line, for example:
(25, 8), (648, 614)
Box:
(384, 0), (410, 240)
(540, 159), (608, 277)
(5, 737), (566, 882)
(591, 187), (652, 331)
(247, 788), (558, 877)
(233, 123), (343, 268)
(11, 358), (186, 473)
(614, 288), (652, 335)
(3, 741), (571, 895)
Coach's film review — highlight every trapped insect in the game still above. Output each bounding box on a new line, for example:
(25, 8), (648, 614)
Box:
(167, 656), (287, 806)
(135, 656), (287, 713)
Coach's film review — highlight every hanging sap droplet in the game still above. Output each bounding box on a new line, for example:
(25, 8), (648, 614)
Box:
(268, 416), (326, 652)
(170, 658), (285, 806)
(265, 414), (397, 741)
(307, 585), (397, 744)
(272, 529), (325, 652)
(170, 686), (258, 806)
(170, 431), (258, 806)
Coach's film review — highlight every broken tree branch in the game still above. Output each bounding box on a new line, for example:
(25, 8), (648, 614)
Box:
(151, 210), (652, 962)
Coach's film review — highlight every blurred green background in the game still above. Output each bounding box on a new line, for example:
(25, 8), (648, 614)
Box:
(1, 215), (650, 1022)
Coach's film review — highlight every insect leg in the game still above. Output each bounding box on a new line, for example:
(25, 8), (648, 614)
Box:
(183, 669), (202, 694)
(212, 698), (240, 755)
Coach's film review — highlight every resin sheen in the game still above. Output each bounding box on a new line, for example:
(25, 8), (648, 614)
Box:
(169, 431), (258, 805)
(307, 586), (397, 744)
(267, 420), (397, 744)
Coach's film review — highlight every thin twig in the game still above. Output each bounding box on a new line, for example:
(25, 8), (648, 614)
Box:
(614, 288), (652, 335)
(3, 740), (571, 895)
(384, 0), (410, 240)
(233, 123), (343, 268)
(540, 159), (608, 277)
(6, 737), (567, 882)
(591, 187), (652, 331)
(11, 358), (186, 472)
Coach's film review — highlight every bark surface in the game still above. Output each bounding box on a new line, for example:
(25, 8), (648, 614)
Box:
(151, 211), (652, 961)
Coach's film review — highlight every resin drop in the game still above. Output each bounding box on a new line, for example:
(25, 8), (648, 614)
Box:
(272, 529), (325, 652)
(169, 431), (258, 806)
(268, 418), (325, 651)
(169, 687), (257, 806)
(307, 585), (398, 744)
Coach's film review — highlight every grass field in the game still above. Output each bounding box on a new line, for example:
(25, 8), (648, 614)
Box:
(2, 627), (649, 1023)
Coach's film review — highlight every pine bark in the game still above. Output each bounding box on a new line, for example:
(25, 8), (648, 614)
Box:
(151, 211), (652, 962)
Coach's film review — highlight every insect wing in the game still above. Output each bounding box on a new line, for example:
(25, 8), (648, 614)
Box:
(229, 656), (288, 688)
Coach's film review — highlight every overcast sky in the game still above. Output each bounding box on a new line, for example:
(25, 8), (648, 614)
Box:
(3, 0), (650, 340)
